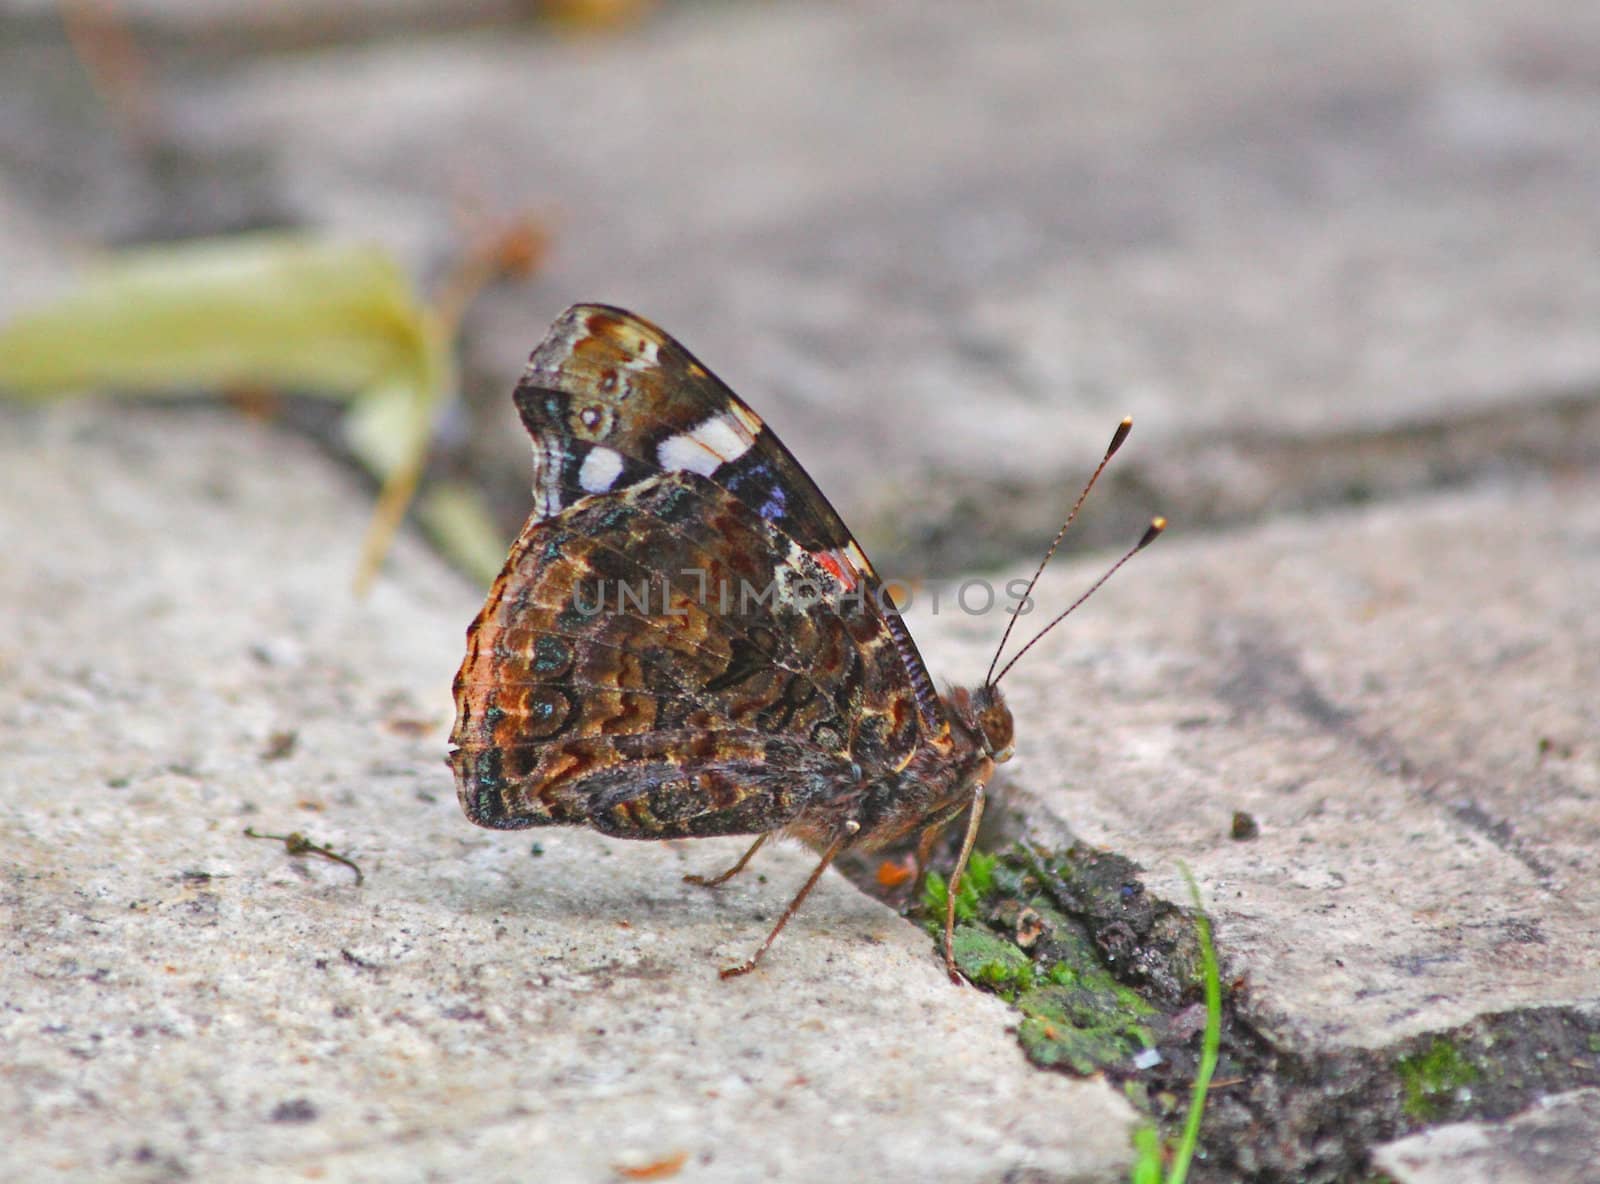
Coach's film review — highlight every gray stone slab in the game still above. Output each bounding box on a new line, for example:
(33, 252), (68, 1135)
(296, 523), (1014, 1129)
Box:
(902, 470), (1600, 1049)
(0, 0), (527, 45)
(126, 0), (1600, 566)
(5, 1), (1599, 1166)
(1373, 1088), (1600, 1184)
(0, 178), (73, 322)
(0, 405), (1135, 1183)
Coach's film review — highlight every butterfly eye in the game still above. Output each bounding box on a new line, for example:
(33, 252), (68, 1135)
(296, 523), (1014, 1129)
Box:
(972, 688), (1015, 762)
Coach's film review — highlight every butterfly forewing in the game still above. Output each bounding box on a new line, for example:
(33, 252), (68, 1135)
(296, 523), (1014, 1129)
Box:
(518, 304), (857, 554)
(516, 305), (947, 730)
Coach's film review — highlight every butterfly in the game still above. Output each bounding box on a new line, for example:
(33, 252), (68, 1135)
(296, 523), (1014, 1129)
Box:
(448, 304), (1161, 981)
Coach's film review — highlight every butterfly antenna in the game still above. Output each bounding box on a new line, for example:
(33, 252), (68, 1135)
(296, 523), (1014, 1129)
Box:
(992, 516), (1165, 688)
(984, 416), (1135, 686)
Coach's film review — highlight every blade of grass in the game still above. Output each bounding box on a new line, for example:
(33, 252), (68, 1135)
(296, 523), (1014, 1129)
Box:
(1164, 865), (1221, 1184)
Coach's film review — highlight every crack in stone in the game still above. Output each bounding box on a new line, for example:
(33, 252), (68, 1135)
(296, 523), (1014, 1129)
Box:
(889, 834), (1600, 1184)
(1215, 620), (1560, 890)
(869, 385), (1600, 578)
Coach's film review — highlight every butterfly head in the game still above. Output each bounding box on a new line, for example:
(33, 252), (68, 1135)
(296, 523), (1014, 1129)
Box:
(948, 683), (1015, 765)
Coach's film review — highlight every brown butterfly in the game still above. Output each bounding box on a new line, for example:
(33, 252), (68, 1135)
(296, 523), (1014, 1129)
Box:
(448, 305), (1161, 980)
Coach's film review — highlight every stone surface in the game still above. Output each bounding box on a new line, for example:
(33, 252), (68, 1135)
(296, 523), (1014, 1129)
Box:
(0, 405), (1136, 1183)
(145, 0), (1600, 567)
(1373, 1088), (1600, 1184)
(936, 470), (1600, 1049)
(12, 1), (1600, 558)
(0, 177), (73, 322)
(5, 0), (1600, 1176)
(1, 0), (530, 44)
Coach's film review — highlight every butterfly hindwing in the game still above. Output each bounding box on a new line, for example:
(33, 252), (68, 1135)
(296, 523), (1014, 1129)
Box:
(459, 728), (859, 842)
(451, 470), (923, 834)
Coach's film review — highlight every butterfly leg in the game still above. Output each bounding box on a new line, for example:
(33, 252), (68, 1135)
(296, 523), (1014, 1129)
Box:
(684, 833), (769, 888)
(943, 785), (988, 985)
(903, 791), (983, 903)
(719, 821), (858, 979)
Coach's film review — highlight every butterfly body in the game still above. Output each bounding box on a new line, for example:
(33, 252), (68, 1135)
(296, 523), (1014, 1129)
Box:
(450, 304), (1018, 978)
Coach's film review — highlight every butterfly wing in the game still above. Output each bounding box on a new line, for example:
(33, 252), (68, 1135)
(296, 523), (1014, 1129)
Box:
(450, 306), (950, 840)
(518, 304), (944, 730)
(519, 306), (857, 551)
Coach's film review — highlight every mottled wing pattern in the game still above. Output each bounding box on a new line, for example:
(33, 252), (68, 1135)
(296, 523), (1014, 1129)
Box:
(517, 307), (834, 546)
(450, 305), (951, 841)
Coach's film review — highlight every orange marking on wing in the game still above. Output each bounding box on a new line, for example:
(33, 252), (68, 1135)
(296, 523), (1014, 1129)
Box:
(540, 749), (582, 789)
(812, 548), (859, 592)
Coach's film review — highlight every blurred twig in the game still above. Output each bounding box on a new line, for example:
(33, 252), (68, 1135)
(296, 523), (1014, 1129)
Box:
(350, 211), (549, 595)
(60, 0), (160, 150)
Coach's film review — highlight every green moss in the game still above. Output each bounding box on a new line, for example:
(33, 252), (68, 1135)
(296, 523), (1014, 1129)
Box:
(1012, 955), (1156, 1076)
(921, 849), (999, 926)
(925, 870), (1162, 1077)
(1396, 1038), (1480, 1121)
(1045, 960), (1076, 987)
(925, 845), (1206, 1099)
(1018, 1014), (1136, 1075)
(950, 926), (1035, 998)
(964, 848), (998, 897)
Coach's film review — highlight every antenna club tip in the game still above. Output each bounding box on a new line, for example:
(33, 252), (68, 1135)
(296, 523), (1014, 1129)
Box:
(1106, 417), (1134, 457)
(1137, 517), (1167, 549)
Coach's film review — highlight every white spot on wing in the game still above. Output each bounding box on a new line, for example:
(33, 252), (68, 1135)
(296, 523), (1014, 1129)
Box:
(578, 446), (624, 493)
(657, 433), (719, 477)
(656, 412), (756, 477)
(695, 413), (755, 460)
(530, 435), (564, 520)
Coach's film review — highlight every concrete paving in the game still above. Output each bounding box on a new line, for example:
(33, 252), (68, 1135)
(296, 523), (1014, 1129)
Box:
(0, 406), (1135, 1183)
(151, 0), (1600, 565)
(1374, 1088), (1600, 1184)
(4, 0), (1599, 1179)
(955, 473), (1600, 1049)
